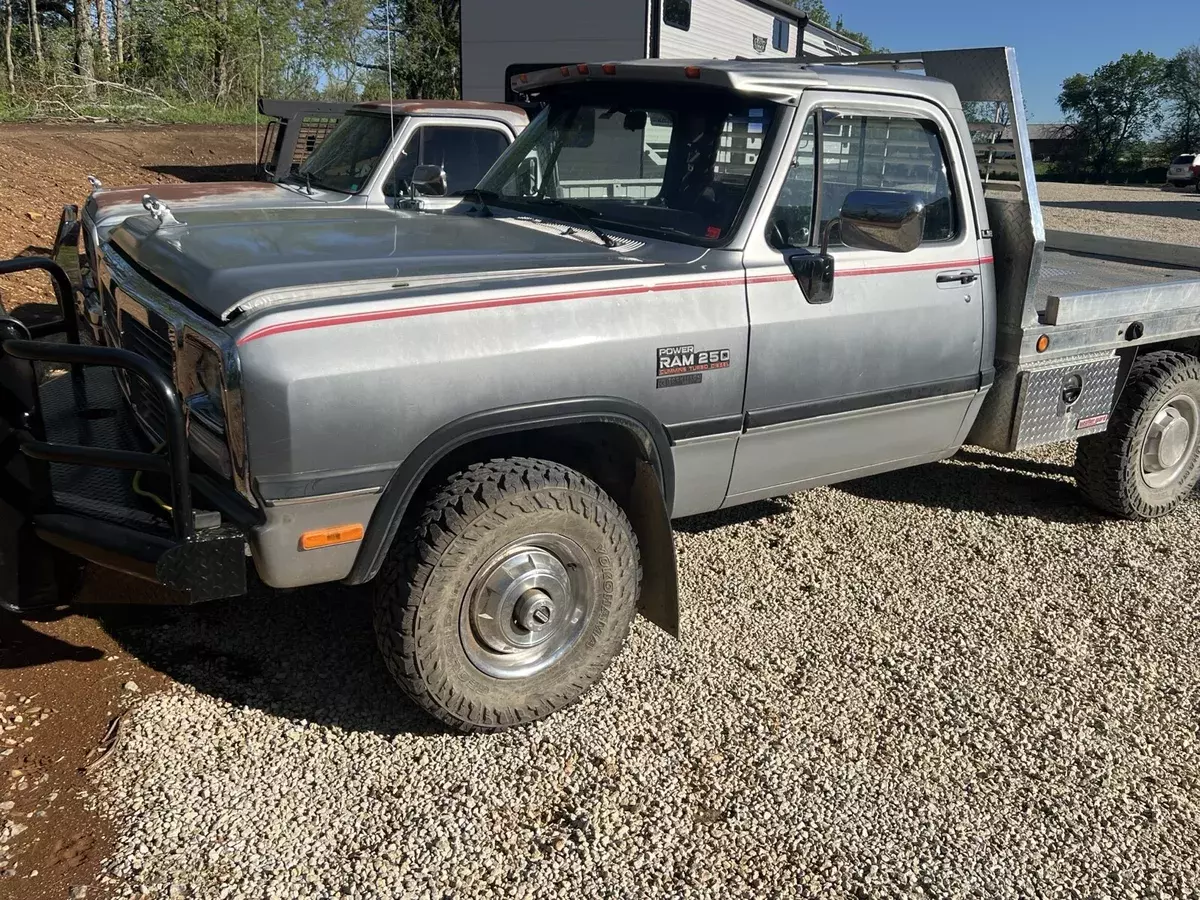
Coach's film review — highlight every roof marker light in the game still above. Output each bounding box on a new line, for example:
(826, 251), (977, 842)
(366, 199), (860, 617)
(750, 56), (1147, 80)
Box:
(561, 66), (571, 76)
(519, 73), (529, 83)
(684, 66), (702, 79)
(577, 64), (591, 75)
(602, 63), (617, 75)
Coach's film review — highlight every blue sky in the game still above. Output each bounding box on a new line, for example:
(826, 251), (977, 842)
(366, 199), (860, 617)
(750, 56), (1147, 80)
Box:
(834, 0), (1191, 122)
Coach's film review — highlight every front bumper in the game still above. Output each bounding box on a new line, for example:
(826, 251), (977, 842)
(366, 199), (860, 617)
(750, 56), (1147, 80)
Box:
(0, 258), (258, 611)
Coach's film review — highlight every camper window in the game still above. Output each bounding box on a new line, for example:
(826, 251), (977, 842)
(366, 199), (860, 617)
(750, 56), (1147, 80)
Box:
(663, 0), (691, 31)
(771, 19), (789, 53)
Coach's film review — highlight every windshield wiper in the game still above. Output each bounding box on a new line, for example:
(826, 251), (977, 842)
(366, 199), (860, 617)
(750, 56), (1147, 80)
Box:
(529, 198), (617, 248)
(455, 188), (498, 217)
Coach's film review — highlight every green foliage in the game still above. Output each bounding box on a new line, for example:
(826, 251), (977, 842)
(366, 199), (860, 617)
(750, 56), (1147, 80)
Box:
(1163, 45), (1200, 154)
(0, 0), (877, 123)
(1057, 51), (1168, 179)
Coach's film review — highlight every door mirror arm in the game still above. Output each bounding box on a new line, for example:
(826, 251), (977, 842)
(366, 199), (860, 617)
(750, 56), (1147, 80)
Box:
(788, 217), (838, 305)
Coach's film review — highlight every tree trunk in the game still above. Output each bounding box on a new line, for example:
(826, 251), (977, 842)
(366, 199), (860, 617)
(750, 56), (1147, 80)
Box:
(212, 0), (228, 101)
(30, 0), (44, 70)
(3, 0), (14, 94)
(113, 0), (123, 68)
(96, 0), (111, 75)
(74, 0), (97, 99)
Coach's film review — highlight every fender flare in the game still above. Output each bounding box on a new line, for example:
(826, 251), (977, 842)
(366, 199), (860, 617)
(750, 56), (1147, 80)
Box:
(345, 397), (676, 589)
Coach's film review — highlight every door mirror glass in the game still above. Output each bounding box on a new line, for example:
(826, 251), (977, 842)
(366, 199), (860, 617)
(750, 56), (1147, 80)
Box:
(515, 156), (540, 196)
(837, 188), (927, 254)
(412, 164), (448, 197)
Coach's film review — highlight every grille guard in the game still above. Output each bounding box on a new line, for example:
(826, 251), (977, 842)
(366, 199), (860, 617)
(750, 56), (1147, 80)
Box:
(0, 256), (256, 612)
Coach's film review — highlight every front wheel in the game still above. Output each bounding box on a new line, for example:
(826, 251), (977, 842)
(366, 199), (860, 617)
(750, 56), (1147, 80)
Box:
(373, 457), (640, 732)
(1075, 350), (1200, 519)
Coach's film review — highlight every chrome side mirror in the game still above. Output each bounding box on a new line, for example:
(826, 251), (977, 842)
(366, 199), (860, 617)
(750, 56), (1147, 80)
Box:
(836, 189), (926, 254)
(412, 164), (448, 197)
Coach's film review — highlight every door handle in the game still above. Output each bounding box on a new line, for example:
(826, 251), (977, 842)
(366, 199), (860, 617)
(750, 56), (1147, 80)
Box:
(937, 271), (979, 285)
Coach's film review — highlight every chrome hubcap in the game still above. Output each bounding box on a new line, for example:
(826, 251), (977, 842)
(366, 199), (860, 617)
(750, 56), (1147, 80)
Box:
(461, 536), (591, 679)
(1142, 395), (1199, 489)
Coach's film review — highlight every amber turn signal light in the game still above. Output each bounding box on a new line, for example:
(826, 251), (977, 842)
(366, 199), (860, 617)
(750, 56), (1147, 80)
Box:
(300, 524), (364, 551)
(1036, 334), (1050, 353)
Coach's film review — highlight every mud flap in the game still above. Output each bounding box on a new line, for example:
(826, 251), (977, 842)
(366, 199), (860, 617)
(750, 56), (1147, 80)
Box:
(628, 459), (680, 639)
(0, 318), (76, 613)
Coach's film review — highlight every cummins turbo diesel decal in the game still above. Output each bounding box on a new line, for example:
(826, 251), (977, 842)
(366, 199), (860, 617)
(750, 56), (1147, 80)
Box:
(657, 344), (731, 389)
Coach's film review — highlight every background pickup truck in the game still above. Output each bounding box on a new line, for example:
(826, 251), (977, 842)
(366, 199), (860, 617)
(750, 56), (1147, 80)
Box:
(5, 47), (1200, 733)
(52, 99), (529, 343)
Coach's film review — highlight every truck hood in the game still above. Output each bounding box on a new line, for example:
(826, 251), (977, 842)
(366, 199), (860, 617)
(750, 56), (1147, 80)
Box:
(86, 181), (356, 241)
(108, 208), (702, 321)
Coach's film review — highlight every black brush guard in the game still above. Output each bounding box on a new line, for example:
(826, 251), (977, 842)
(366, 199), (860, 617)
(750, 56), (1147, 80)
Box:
(0, 256), (253, 612)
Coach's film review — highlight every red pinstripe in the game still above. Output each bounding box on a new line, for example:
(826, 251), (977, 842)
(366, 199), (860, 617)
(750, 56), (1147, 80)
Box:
(237, 255), (995, 345)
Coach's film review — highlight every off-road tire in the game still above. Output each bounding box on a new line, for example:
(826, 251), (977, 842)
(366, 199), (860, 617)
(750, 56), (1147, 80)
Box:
(372, 457), (640, 733)
(1075, 350), (1200, 519)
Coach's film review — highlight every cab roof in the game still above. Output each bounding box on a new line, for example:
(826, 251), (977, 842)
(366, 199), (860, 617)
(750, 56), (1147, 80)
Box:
(512, 58), (963, 110)
(350, 99), (530, 129)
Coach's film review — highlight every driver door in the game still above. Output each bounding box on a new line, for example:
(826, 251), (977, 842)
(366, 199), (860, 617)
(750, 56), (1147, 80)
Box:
(726, 92), (986, 505)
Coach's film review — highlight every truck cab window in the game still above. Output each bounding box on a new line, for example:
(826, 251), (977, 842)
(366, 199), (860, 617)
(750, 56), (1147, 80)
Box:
(663, 0), (691, 30)
(384, 126), (510, 197)
(478, 93), (777, 245)
(818, 114), (959, 244)
(767, 114), (816, 249)
(297, 113), (399, 194)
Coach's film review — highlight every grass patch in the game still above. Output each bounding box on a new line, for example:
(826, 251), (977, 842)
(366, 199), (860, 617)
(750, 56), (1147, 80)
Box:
(0, 95), (266, 126)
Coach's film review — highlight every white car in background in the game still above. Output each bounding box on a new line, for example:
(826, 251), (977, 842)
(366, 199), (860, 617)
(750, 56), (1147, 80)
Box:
(1166, 153), (1199, 189)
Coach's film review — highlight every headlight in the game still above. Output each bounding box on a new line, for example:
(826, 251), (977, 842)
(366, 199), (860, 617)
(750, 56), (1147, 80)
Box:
(179, 336), (226, 433)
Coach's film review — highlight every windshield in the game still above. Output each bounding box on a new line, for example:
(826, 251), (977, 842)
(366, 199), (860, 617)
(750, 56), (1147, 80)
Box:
(477, 88), (777, 245)
(297, 112), (398, 194)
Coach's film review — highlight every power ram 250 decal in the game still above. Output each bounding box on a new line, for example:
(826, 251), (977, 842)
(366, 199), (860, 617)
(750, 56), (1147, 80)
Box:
(657, 344), (731, 389)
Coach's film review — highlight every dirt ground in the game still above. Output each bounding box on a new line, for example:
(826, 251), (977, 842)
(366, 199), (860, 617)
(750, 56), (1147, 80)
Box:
(0, 123), (257, 314)
(1032, 181), (1200, 246)
(0, 123), (254, 900)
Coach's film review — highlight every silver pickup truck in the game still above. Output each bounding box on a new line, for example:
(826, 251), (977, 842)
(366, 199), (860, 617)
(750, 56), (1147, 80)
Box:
(52, 99), (528, 342)
(4, 48), (1200, 732)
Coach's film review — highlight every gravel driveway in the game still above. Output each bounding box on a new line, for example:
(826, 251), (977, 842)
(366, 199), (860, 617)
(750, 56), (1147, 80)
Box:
(89, 443), (1200, 899)
(1038, 182), (1200, 246)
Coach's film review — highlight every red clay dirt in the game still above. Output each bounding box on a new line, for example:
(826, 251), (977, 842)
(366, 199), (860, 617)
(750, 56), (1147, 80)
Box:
(0, 123), (258, 314)
(0, 123), (256, 900)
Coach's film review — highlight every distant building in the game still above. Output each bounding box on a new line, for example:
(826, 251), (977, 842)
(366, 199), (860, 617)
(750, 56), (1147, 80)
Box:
(1001, 124), (1075, 161)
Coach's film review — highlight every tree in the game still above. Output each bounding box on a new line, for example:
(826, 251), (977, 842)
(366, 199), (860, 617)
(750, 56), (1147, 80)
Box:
(74, 0), (97, 99)
(1058, 51), (1167, 178)
(3, 0), (13, 93)
(1163, 45), (1200, 154)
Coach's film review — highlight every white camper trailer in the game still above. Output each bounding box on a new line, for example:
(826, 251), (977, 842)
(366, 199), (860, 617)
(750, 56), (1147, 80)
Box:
(459, 0), (862, 103)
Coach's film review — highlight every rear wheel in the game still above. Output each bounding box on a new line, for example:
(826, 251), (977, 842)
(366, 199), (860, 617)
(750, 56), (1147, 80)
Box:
(1075, 350), (1200, 519)
(372, 457), (640, 732)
